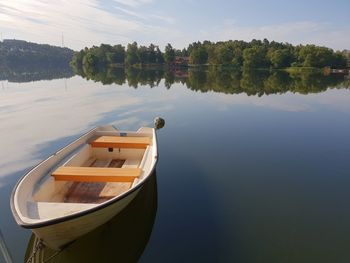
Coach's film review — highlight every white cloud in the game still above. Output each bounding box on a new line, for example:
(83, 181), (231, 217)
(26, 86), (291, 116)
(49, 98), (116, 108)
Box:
(113, 0), (154, 8)
(149, 14), (175, 25)
(113, 6), (147, 20)
(0, 0), (178, 50)
(113, 5), (175, 24)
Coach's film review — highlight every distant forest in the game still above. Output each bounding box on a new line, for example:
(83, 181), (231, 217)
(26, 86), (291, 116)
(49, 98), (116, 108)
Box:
(71, 39), (349, 71)
(0, 39), (74, 69)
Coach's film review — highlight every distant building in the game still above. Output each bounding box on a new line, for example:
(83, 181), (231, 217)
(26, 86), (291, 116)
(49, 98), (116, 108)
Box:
(324, 66), (349, 75)
(174, 56), (189, 67)
(331, 69), (348, 74)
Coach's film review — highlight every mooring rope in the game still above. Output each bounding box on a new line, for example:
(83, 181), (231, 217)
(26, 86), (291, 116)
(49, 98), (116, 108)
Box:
(41, 250), (61, 263)
(25, 239), (44, 263)
(25, 238), (63, 263)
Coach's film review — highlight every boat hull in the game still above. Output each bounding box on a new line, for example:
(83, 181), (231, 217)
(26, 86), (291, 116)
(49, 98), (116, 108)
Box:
(33, 188), (140, 250)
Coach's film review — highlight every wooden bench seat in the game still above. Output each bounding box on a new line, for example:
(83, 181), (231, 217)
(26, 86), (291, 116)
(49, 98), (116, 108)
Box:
(52, 167), (142, 183)
(90, 136), (151, 149)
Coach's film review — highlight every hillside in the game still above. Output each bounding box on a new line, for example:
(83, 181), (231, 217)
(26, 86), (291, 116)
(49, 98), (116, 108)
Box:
(0, 39), (74, 68)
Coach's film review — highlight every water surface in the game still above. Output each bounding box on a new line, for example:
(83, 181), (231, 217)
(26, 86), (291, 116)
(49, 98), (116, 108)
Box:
(1, 69), (350, 262)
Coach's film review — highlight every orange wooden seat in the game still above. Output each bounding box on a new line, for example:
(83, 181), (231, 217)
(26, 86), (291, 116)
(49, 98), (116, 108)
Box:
(52, 167), (142, 183)
(90, 136), (151, 149)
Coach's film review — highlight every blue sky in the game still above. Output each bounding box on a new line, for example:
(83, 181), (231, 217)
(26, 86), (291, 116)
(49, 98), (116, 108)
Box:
(0, 0), (349, 51)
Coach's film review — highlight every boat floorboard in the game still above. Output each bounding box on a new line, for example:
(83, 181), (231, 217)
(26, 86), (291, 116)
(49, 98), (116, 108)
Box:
(64, 159), (130, 204)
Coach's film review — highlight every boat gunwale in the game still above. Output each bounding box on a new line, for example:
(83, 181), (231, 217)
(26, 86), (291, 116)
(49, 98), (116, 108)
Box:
(10, 127), (158, 229)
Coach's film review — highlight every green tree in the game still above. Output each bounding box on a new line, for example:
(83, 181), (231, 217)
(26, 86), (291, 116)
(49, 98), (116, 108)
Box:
(216, 45), (233, 65)
(70, 49), (85, 68)
(181, 48), (189, 57)
(106, 44), (125, 64)
(189, 46), (208, 64)
(148, 44), (157, 63)
(138, 45), (149, 64)
(270, 49), (293, 68)
(243, 46), (269, 68)
(126, 42), (140, 65)
(164, 43), (175, 64)
(332, 51), (347, 68)
(298, 45), (333, 67)
(155, 47), (164, 64)
(342, 50), (350, 68)
(82, 52), (98, 68)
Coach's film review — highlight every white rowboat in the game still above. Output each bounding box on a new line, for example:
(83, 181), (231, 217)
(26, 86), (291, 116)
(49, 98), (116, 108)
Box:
(11, 125), (158, 250)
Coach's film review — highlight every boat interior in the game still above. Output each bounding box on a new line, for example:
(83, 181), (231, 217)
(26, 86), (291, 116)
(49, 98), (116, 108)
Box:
(29, 135), (152, 220)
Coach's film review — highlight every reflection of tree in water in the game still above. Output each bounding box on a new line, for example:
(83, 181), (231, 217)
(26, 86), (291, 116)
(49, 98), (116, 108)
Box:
(0, 64), (74, 83)
(240, 70), (271, 96)
(74, 66), (349, 95)
(126, 67), (164, 88)
(263, 71), (293, 95)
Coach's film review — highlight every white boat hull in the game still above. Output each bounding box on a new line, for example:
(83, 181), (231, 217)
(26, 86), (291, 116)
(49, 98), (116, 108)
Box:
(33, 188), (140, 250)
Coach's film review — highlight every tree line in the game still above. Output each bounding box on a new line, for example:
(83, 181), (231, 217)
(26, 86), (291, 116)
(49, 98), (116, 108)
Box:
(71, 39), (348, 70)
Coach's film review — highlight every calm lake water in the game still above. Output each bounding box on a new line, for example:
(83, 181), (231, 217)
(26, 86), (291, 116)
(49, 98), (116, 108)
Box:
(1, 68), (350, 262)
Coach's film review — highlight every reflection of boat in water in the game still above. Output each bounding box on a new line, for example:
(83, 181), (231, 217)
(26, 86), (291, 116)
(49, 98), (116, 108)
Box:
(25, 171), (158, 262)
(11, 125), (158, 250)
